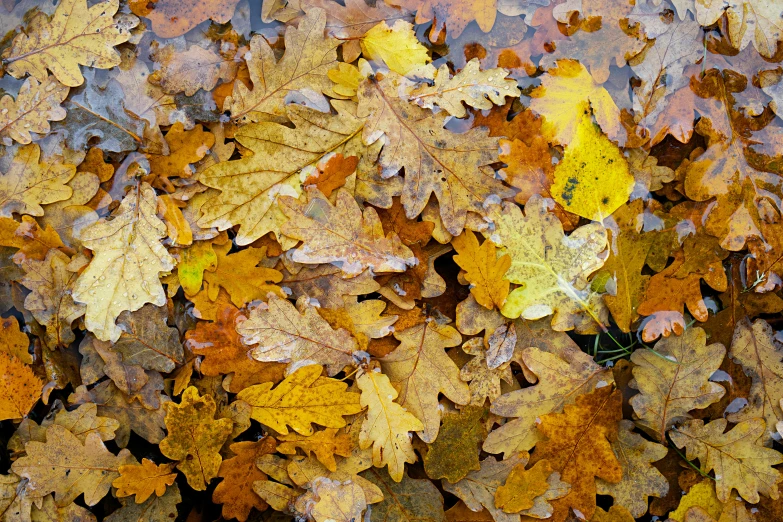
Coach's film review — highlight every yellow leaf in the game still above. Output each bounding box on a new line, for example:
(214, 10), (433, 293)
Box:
(0, 316), (31, 363)
(11, 424), (134, 506)
(278, 428), (354, 472)
(281, 188), (415, 276)
(551, 112), (634, 221)
(452, 230), (511, 310)
(629, 327), (726, 443)
(226, 8), (338, 122)
(113, 459), (177, 504)
(361, 20), (429, 75)
(0, 351), (42, 421)
(381, 321), (470, 442)
(670, 418), (783, 503)
(237, 295), (358, 375)
(1, 0), (138, 87)
(328, 60), (370, 98)
(491, 195), (608, 332)
(177, 240), (218, 296)
(494, 459), (552, 513)
(203, 242), (283, 306)
(0, 143), (75, 217)
(158, 194), (192, 247)
(0, 75), (68, 145)
(72, 182), (176, 342)
(159, 387), (233, 491)
(235, 364), (362, 436)
(357, 368), (424, 482)
(529, 59), (623, 146)
(669, 481), (723, 522)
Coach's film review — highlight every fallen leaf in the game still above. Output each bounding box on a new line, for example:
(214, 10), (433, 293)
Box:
(494, 459), (552, 514)
(423, 405), (485, 482)
(130, 0), (240, 38)
(0, 75), (68, 145)
(361, 20), (429, 75)
(0, 143), (74, 218)
(0, 351), (42, 421)
(112, 459), (177, 504)
(278, 428), (353, 472)
(213, 438), (277, 522)
(452, 230), (511, 310)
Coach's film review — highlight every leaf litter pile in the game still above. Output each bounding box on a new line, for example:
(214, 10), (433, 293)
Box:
(1, 0), (783, 520)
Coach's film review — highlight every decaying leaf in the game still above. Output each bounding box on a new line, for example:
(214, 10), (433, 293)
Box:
(213, 438), (277, 522)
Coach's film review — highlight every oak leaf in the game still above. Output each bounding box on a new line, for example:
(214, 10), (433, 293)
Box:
(529, 386), (623, 522)
(112, 459), (176, 504)
(159, 386), (233, 491)
(0, 75), (68, 145)
(186, 298), (285, 393)
(1, 0), (137, 87)
(381, 320), (470, 442)
(629, 327), (726, 442)
(452, 230), (511, 311)
(0, 143), (75, 218)
(357, 368), (424, 482)
(226, 8), (338, 122)
(670, 418), (783, 503)
(198, 101), (366, 247)
(152, 43), (239, 96)
(113, 304), (183, 373)
(0, 351), (42, 422)
(177, 240), (218, 296)
(213, 438), (277, 522)
(498, 136), (555, 205)
(362, 468), (445, 522)
(72, 182), (176, 342)
(10, 402), (120, 450)
(423, 405), (485, 483)
(695, 0), (782, 58)
(551, 112), (634, 221)
(146, 123), (215, 186)
(494, 460), (552, 514)
(311, 477), (368, 522)
(278, 428), (353, 472)
(202, 242), (283, 306)
(303, 153), (359, 197)
(281, 188), (415, 276)
(358, 72), (514, 236)
(237, 295), (358, 375)
(130, 0), (240, 37)
(0, 316), (30, 363)
(106, 483), (181, 522)
(282, 264), (380, 308)
(12, 424), (134, 506)
(408, 59), (519, 117)
(361, 20), (429, 75)
(490, 195), (608, 332)
(529, 59), (624, 145)
(235, 364), (362, 436)
(595, 420), (669, 517)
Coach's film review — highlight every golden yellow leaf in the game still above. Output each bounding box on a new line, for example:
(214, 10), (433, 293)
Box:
(202, 242), (283, 306)
(669, 481), (723, 522)
(177, 240), (218, 296)
(0, 351), (42, 421)
(281, 188), (415, 276)
(328, 60), (370, 97)
(529, 59), (623, 145)
(452, 229), (511, 310)
(72, 182), (176, 342)
(2, 0), (137, 87)
(490, 195), (609, 332)
(357, 368), (424, 482)
(551, 112), (634, 221)
(11, 424), (134, 506)
(629, 327), (726, 443)
(226, 8), (338, 122)
(0, 316), (31, 363)
(112, 459), (177, 504)
(494, 459), (552, 513)
(278, 428), (354, 472)
(670, 418), (783, 503)
(408, 59), (520, 118)
(198, 101), (366, 247)
(0, 75), (67, 145)
(235, 364), (362, 436)
(361, 20), (429, 75)
(381, 321), (470, 442)
(311, 478), (368, 522)
(0, 143), (75, 217)
(159, 387), (233, 491)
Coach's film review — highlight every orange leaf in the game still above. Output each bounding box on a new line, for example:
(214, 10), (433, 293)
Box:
(213, 438), (277, 522)
(452, 230), (511, 310)
(113, 458), (177, 503)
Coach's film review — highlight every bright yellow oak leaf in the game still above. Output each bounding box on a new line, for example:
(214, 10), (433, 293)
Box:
(11, 424), (134, 506)
(0, 143), (75, 217)
(668, 481), (723, 522)
(381, 321), (470, 442)
(0, 75), (68, 145)
(72, 182), (176, 342)
(670, 418), (783, 504)
(226, 8), (338, 122)
(112, 459), (177, 504)
(361, 20), (429, 75)
(177, 240), (217, 296)
(198, 101), (366, 248)
(235, 364), (362, 436)
(202, 242), (283, 307)
(281, 188), (415, 276)
(1, 0), (138, 87)
(452, 229), (511, 310)
(629, 327), (726, 443)
(490, 195), (609, 333)
(357, 368), (424, 482)
(237, 295), (358, 376)
(494, 459), (552, 513)
(529, 59), (624, 146)
(159, 386), (232, 491)
(278, 428), (354, 472)
(0, 351), (42, 421)
(551, 112), (634, 221)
